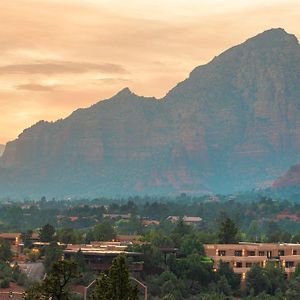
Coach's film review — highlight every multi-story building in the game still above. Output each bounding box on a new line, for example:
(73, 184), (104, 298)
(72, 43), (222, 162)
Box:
(204, 243), (300, 280)
(63, 242), (144, 272)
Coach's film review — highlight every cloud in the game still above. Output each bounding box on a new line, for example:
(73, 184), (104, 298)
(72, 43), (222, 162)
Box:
(97, 78), (132, 85)
(15, 83), (56, 91)
(0, 61), (127, 75)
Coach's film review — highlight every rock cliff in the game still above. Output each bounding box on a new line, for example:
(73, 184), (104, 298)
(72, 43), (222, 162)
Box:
(1, 28), (300, 197)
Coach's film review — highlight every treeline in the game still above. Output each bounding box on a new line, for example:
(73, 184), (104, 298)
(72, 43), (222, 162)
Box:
(2, 194), (300, 242)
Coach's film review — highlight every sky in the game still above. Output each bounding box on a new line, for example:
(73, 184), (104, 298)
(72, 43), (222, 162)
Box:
(0, 0), (300, 144)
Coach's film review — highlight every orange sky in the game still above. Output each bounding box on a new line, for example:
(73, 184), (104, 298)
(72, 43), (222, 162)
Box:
(0, 0), (300, 144)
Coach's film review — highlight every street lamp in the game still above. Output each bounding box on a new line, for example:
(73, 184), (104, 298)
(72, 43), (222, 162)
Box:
(130, 277), (148, 300)
(83, 279), (96, 300)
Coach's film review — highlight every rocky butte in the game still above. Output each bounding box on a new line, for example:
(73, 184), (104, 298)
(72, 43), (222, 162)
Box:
(1, 28), (300, 197)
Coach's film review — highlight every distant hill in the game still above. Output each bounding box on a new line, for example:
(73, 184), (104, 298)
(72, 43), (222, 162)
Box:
(0, 145), (4, 157)
(1, 28), (300, 198)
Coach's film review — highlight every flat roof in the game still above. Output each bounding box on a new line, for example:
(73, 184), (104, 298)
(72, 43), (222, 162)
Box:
(63, 249), (142, 256)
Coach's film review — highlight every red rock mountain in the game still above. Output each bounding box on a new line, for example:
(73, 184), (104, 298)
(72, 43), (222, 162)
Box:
(1, 28), (300, 197)
(0, 145), (4, 157)
(273, 165), (300, 194)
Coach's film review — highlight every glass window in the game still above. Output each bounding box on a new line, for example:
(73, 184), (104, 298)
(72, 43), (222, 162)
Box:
(285, 261), (294, 268)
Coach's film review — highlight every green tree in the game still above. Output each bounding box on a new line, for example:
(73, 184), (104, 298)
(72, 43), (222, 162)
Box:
(87, 222), (116, 242)
(92, 273), (110, 300)
(21, 230), (33, 248)
(216, 260), (240, 292)
(92, 254), (138, 300)
(56, 228), (83, 244)
(246, 264), (270, 296)
(171, 219), (192, 247)
(0, 239), (12, 262)
(264, 262), (286, 295)
(25, 260), (79, 300)
(44, 242), (63, 272)
(218, 217), (238, 244)
(216, 275), (232, 296)
(39, 223), (56, 242)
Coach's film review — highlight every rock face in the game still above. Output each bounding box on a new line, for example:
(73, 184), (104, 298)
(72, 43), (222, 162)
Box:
(1, 28), (300, 197)
(272, 165), (300, 194)
(0, 145), (4, 157)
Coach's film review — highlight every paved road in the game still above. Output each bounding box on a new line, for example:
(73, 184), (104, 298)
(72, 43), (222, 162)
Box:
(18, 262), (45, 282)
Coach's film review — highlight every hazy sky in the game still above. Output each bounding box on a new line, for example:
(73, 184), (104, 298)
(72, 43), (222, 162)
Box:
(1, 0), (300, 144)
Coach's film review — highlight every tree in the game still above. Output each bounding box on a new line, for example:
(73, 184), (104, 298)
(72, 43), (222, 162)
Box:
(56, 228), (83, 244)
(25, 260), (79, 300)
(92, 273), (110, 300)
(264, 262), (286, 295)
(216, 275), (232, 296)
(44, 242), (63, 272)
(171, 219), (192, 247)
(246, 264), (270, 296)
(0, 239), (12, 262)
(21, 230), (33, 248)
(218, 217), (238, 244)
(87, 222), (116, 243)
(92, 254), (138, 300)
(39, 223), (56, 242)
(180, 233), (204, 256)
(216, 260), (240, 292)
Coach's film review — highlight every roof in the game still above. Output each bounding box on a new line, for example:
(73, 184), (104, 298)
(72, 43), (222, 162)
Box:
(183, 216), (202, 222)
(0, 233), (21, 239)
(116, 235), (142, 242)
(63, 244), (142, 256)
(167, 216), (202, 222)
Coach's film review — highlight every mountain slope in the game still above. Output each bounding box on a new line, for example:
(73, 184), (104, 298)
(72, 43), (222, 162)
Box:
(1, 28), (300, 197)
(272, 165), (300, 194)
(0, 145), (4, 157)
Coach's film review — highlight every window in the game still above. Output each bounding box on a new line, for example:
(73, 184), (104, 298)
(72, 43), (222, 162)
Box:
(246, 262), (252, 268)
(236, 262), (243, 268)
(285, 261), (294, 268)
(235, 250), (242, 256)
(218, 250), (226, 256)
(248, 251), (255, 256)
(278, 250), (285, 256)
(267, 251), (272, 259)
(258, 251), (265, 256)
(293, 250), (297, 255)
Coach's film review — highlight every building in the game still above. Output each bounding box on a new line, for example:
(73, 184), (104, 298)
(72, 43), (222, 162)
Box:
(115, 235), (143, 244)
(142, 219), (160, 227)
(63, 242), (143, 272)
(167, 215), (202, 226)
(204, 243), (300, 280)
(103, 213), (131, 220)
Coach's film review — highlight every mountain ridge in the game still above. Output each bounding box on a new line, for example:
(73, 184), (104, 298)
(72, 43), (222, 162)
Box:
(0, 145), (4, 157)
(1, 28), (300, 197)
